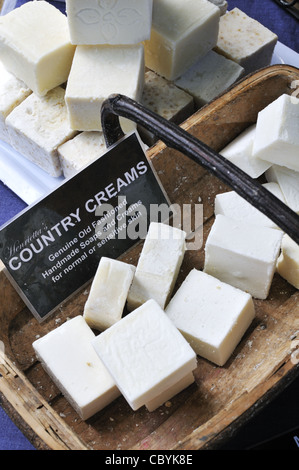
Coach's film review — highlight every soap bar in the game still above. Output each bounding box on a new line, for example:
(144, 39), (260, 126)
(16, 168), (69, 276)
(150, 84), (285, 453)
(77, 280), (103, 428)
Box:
(214, 182), (286, 230)
(92, 299), (197, 411)
(144, 0), (220, 80)
(0, 60), (31, 144)
(252, 94), (299, 172)
(215, 8), (278, 75)
(83, 257), (136, 331)
(127, 222), (186, 311)
(138, 70), (194, 146)
(166, 269), (255, 366)
(32, 316), (120, 420)
(145, 372), (194, 412)
(0, 1), (75, 96)
(203, 214), (283, 299)
(219, 125), (271, 178)
(5, 87), (77, 177)
(58, 131), (108, 178)
(175, 50), (244, 109)
(66, 0), (153, 45)
(266, 165), (299, 214)
(65, 44), (144, 133)
(276, 234), (299, 290)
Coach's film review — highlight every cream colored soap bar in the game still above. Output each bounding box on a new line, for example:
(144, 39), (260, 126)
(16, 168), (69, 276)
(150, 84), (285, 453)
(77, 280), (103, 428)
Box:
(0, 1), (75, 96)
(144, 0), (220, 80)
(6, 87), (77, 177)
(276, 234), (299, 290)
(266, 165), (299, 214)
(166, 269), (255, 366)
(33, 316), (120, 420)
(66, 0), (153, 45)
(83, 257), (136, 331)
(92, 299), (197, 411)
(0, 60), (31, 144)
(252, 94), (299, 172)
(215, 8), (278, 75)
(65, 45), (144, 133)
(175, 50), (244, 109)
(127, 222), (186, 311)
(204, 214), (283, 299)
(58, 131), (108, 178)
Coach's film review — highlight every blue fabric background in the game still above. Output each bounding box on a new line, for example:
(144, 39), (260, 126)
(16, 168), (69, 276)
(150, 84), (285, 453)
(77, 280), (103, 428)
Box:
(0, 0), (298, 451)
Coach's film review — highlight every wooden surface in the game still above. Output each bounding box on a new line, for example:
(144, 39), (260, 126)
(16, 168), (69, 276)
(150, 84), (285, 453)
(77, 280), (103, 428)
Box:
(0, 65), (299, 450)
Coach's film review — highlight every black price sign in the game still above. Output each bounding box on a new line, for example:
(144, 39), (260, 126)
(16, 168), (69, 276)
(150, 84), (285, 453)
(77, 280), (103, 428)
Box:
(0, 132), (170, 322)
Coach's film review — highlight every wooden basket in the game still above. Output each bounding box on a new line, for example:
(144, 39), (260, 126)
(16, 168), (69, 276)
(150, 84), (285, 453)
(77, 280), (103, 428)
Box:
(0, 64), (299, 450)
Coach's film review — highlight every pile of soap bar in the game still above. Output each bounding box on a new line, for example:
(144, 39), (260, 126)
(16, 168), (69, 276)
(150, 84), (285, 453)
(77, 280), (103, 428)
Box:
(0, 1), (279, 177)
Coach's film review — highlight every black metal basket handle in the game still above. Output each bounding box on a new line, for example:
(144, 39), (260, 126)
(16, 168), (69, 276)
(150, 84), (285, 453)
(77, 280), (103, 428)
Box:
(101, 94), (299, 245)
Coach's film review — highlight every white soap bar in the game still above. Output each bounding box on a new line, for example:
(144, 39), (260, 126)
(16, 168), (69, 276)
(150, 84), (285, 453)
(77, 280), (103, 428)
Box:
(166, 269), (255, 366)
(214, 182), (286, 230)
(0, 1), (75, 96)
(127, 222), (186, 311)
(58, 131), (108, 178)
(145, 372), (195, 412)
(0, 60), (31, 144)
(144, 0), (220, 80)
(204, 214), (283, 299)
(219, 125), (271, 178)
(139, 70), (194, 146)
(276, 234), (299, 289)
(66, 0), (153, 45)
(92, 299), (197, 411)
(215, 8), (278, 75)
(175, 50), (244, 109)
(5, 87), (77, 177)
(266, 165), (299, 214)
(83, 257), (136, 331)
(32, 316), (120, 420)
(65, 45), (144, 133)
(252, 94), (299, 172)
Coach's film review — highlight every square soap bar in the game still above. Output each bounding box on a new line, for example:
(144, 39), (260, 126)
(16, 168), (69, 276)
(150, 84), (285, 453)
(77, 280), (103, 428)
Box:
(32, 316), (120, 420)
(144, 0), (220, 80)
(6, 87), (77, 177)
(215, 8), (277, 75)
(127, 222), (186, 311)
(266, 165), (299, 214)
(276, 234), (299, 290)
(0, 60), (31, 144)
(203, 214), (283, 299)
(166, 269), (255, 366)
(92, 299), (197, 411)
(66, 0), (153, 45)
(83, 257), (136, 331)
(65, 44), (144, 133)
(0, 1), (75, 96)
(252, 94), (299, 172)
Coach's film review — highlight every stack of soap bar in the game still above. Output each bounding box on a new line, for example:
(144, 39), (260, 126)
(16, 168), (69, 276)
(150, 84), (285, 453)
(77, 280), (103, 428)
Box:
(0, 60), (31, 144)
(144, 0), (220, 80)
(219, 125), (271, 178)
(32, 316), (120, 420)
(175, 50), (244, 109)
(58, 131), (108, 178)
(276, 235), (299, 290)
(138, 70), (194, 146)
(83, 257), (136, 331)
(204, 214), (283, 299)
(215, 8), (278, 75)
(252, 94), (299, 172)
(214, 182), (286, 230)
(92, 299), (197, 411)
(166, 269), (255, 366)
(127, 222), (186, 311)
(0, 1), (75, 96)
(65, 44), (144, 133)
(266, 165), (299, 214)
(66, 0), (153, 45)
(5, 87), (77, 177)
